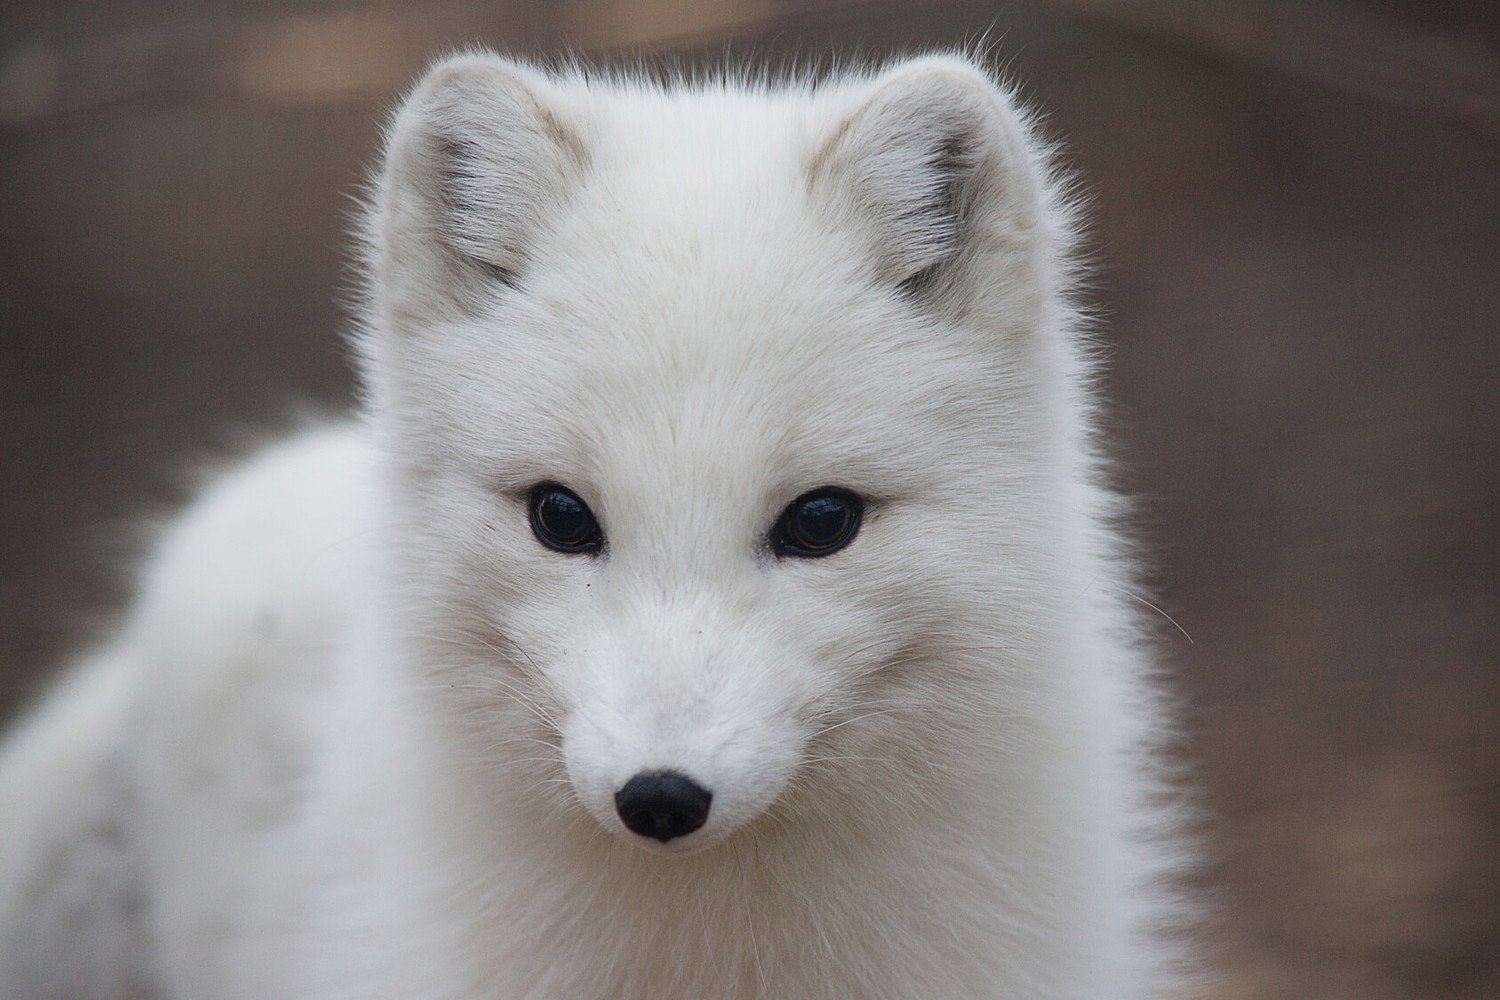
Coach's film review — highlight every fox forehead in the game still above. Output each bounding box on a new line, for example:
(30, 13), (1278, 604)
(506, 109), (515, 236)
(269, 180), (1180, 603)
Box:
(443, 214), (994, 493)
(419, 270), (995, 509)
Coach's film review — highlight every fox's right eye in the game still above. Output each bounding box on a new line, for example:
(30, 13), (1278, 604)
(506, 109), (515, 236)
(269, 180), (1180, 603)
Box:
(771, 488), (863, 558)
(528, 484), (604, 555)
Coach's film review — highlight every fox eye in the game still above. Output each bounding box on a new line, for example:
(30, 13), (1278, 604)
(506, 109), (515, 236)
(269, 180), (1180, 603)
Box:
(772, 488), (863, 558)
(528, 484), (604, 554)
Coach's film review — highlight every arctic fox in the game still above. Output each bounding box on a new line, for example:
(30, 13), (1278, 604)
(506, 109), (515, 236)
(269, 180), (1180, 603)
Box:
(0, 53), (1188, 998)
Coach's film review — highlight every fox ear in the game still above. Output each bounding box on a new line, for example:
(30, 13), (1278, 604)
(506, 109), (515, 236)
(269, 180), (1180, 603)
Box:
(809, 56), (1043, 299)
(372, 54), (587, 312)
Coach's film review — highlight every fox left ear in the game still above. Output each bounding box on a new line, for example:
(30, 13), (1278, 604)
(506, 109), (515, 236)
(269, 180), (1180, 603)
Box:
(809, 56), (1045, 300)
(370, 54), (589, 320)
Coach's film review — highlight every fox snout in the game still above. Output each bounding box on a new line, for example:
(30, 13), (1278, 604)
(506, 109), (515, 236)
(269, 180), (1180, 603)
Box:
(614, 771), (713, 842)
(560, 655), (805, 850)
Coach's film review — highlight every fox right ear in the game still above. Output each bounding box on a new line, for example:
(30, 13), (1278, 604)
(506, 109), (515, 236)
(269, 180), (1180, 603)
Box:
(372, 54), (588, 313)
(808, 57), (1045, 305)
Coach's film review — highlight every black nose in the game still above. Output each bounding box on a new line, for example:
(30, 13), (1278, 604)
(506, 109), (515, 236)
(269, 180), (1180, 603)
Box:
(614, 772), (712, 842)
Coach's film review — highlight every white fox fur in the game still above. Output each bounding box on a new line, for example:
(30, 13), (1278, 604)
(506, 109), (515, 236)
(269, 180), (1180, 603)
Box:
(0, 53), (1190, 998)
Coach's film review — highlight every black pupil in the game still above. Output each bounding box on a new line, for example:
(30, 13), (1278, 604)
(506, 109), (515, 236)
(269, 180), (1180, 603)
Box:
(792, 494), (851, 549)
(537, 489), (590, 544)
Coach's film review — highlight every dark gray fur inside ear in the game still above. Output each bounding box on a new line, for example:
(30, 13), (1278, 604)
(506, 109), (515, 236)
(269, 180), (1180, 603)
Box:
(895, 132), (980, 296)
(434, 135), (523, 287)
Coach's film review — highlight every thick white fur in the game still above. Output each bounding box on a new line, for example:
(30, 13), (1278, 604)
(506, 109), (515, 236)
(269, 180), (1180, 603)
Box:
(0, 53), (1189, 998)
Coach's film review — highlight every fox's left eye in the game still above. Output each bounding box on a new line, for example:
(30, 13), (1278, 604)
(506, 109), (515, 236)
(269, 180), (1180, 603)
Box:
(529, 484), (604, 554)
(772, 488), (863, 558)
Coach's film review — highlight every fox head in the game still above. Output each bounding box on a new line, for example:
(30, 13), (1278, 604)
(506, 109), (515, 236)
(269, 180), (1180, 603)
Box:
(356, 53), (1081, 853)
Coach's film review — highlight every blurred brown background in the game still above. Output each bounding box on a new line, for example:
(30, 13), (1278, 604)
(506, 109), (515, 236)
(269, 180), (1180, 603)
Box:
(2, 1), (1497, 996)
